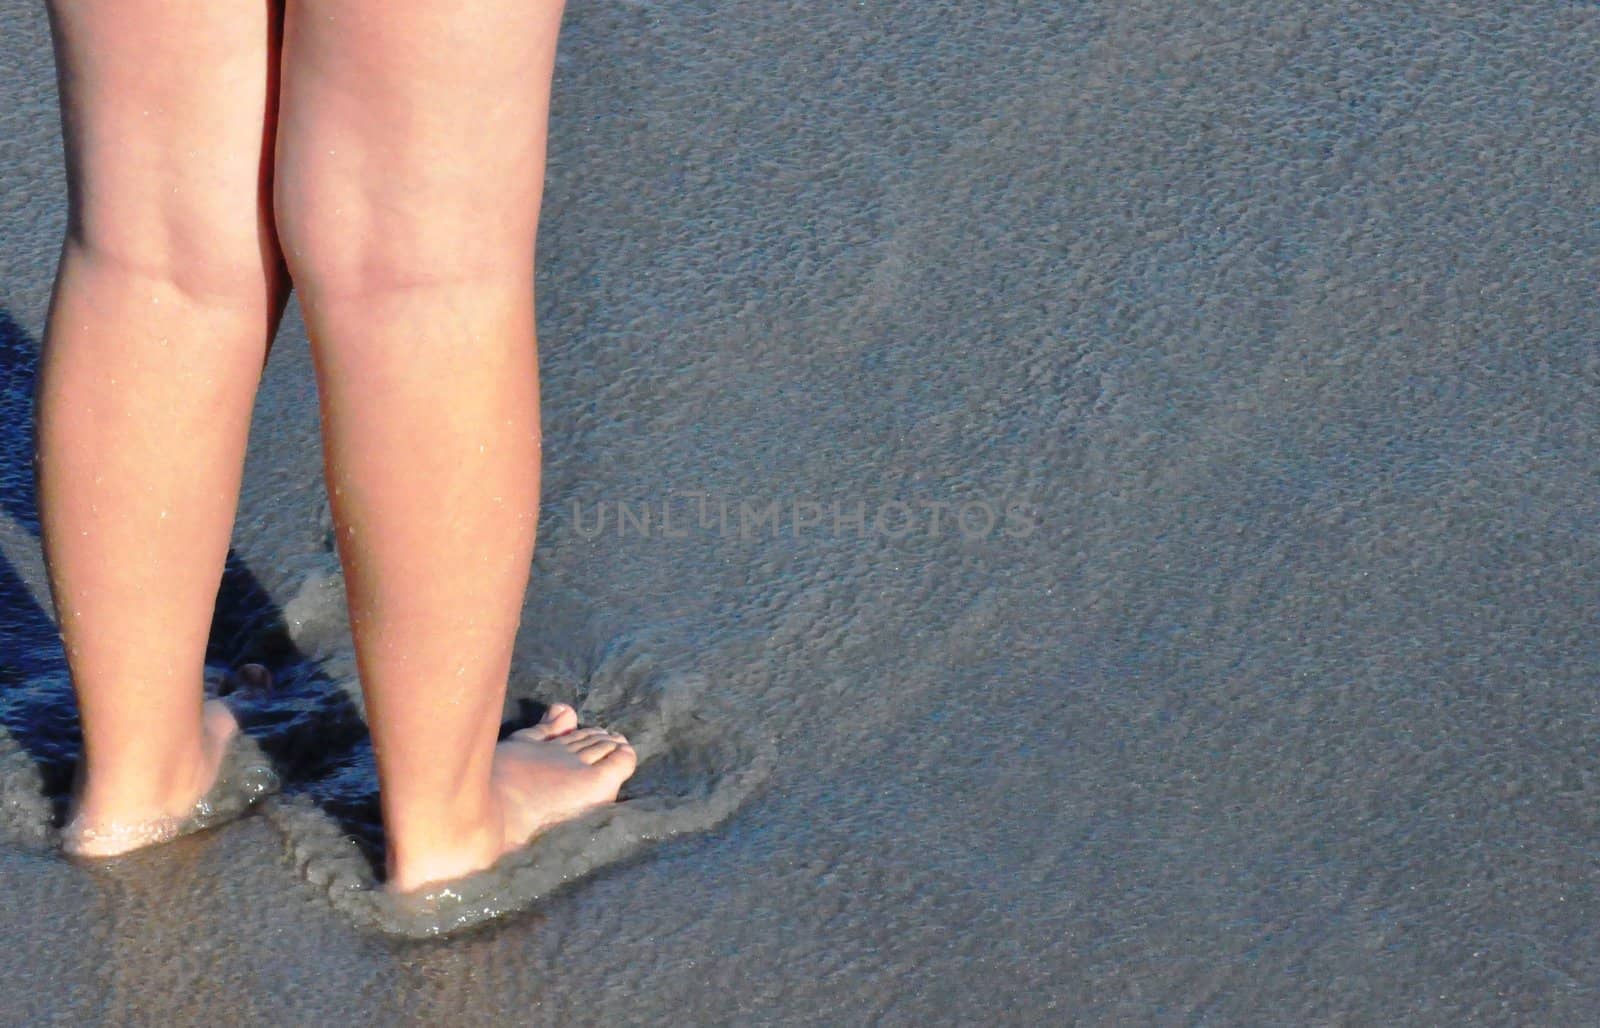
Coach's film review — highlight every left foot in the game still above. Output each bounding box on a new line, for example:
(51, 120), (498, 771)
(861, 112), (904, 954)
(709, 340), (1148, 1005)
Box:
(62, 681), (253, 858)
(384, 703), (637, 893)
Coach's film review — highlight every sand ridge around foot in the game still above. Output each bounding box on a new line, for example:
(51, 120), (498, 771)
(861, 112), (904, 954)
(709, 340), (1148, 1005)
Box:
(268, 628), (772, 938)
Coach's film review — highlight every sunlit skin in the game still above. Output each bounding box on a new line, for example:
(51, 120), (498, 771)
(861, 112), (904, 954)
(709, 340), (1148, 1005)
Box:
(36, 0), (634, 891)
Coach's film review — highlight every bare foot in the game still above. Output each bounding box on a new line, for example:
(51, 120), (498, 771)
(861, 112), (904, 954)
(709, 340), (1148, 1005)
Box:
(387, 703), (637, 893)
(493, 702), (637, 845)
(62, 697), (242, 858)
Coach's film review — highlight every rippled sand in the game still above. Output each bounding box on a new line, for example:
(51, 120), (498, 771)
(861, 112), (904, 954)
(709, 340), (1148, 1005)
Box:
(1, 0), (1597, 1021)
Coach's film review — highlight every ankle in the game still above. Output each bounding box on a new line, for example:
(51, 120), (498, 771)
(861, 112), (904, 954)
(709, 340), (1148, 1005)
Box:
(75, 736), (211, 821)
(76, 700), (239, 818)
(383, 795), (508, 893)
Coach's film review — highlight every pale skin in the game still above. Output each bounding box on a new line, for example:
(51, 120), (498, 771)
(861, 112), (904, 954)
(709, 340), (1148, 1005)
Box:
(35, 0), (634, 893)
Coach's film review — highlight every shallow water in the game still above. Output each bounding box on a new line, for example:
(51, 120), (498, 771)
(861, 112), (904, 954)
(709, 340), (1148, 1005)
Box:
(2, 0), (1598, 1020)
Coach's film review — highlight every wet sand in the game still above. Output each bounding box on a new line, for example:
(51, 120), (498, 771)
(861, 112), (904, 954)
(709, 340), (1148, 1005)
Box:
(2, 0), (1598, 1019)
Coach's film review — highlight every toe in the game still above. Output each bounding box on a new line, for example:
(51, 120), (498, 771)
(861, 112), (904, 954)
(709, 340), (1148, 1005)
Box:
(558, 727), (610, 749)
(544, 703), (579, 735)
(570, 732), (625, 754)
(576, 739), (619, 764)
(513, 703), (579, 742)
(595, 742), (638, 777)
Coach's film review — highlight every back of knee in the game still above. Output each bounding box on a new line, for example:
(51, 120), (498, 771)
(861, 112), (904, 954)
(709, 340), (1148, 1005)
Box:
(272, 168), (536, 302)
(66, 193), (277, 307)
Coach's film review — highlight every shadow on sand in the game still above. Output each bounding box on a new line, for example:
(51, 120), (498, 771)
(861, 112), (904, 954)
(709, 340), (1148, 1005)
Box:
(0, 306), (388, 865)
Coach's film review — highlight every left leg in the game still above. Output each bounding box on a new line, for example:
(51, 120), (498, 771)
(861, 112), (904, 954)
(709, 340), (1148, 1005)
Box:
(273, 0), (633, 891)
(35, 0), (289, 853)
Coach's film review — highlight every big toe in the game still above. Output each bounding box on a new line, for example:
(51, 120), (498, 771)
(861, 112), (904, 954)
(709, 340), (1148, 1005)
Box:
(515, 702), (578, 741)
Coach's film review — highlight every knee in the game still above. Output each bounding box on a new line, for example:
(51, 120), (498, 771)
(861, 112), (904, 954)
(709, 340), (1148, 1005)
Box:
(65, 190), (280, 310)
(272, 164), (538, 303)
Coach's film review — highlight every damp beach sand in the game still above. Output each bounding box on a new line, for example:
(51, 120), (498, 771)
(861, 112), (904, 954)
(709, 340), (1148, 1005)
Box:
(1, 0), (1598, 1021)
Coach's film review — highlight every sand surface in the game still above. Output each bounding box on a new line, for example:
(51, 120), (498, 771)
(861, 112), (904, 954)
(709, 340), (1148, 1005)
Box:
(1, 0), (1598, 1020)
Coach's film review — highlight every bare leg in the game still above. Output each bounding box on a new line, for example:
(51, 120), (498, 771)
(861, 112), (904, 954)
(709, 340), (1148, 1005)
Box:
(274, 0), (634, 892)
(36, 0), (288, 854)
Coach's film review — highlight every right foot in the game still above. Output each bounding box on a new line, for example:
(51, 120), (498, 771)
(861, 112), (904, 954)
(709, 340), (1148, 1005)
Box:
(62, 697), (242, 858)
(387, 703), (637, 893)
(63, 665), (277, 859)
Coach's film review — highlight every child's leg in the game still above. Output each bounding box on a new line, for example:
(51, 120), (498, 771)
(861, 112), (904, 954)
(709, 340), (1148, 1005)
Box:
(36, 0), (289, 852)
(274, 0), (634, 893)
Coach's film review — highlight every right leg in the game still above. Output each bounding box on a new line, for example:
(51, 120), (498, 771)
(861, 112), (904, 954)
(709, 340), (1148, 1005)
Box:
(273, 0), (634, 892)
(37, 0), (288, 853)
